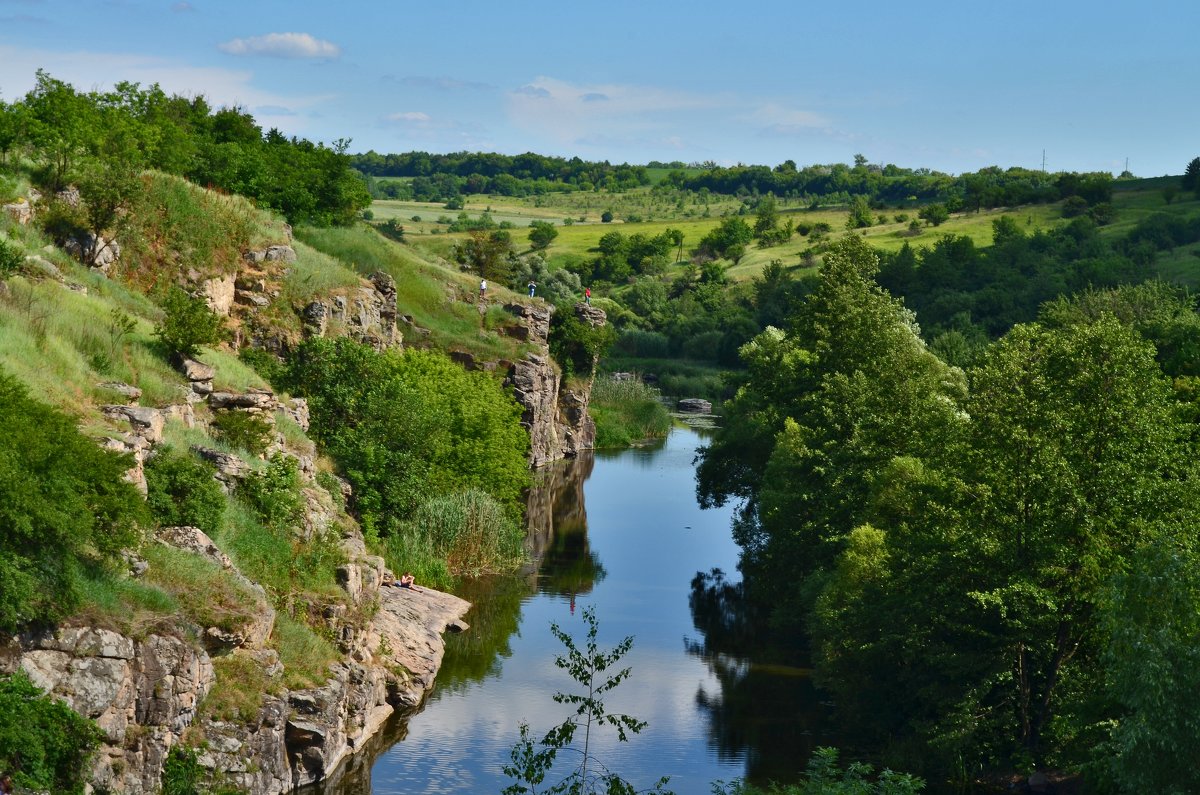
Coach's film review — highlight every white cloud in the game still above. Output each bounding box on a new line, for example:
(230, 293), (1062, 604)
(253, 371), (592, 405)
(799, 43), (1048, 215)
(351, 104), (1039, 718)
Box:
(218, 32), (340, 60)
(750, 103), (831, 136)
(171, 1), (194, 12)
(387, 111), (431, 123)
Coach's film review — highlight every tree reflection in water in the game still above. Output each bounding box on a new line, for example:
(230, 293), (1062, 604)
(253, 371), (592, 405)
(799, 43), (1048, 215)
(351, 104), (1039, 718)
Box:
(687, 569), (836, 787)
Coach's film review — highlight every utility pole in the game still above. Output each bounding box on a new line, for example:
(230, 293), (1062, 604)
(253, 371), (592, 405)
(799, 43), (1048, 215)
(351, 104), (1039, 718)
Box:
(1041, 149), (1046, 173)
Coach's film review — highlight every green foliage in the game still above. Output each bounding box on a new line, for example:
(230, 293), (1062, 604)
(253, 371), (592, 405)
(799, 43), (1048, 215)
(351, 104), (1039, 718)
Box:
(549, 306), (617, 378)
(286, 339), (530, 535)
(1183, 156), (1200, 194)
(529, 220), (559, 250)
(846, 195), (874, 229)
(238, 346), (286, 387)
(238, 453), (304, 532)
(1093, 533), (1200, 793)
(713, 748), (923, 794)
(144, 447), (226, 533)
(456, 228), (514, 281)
(917, 203), (949, 226)
(613, 329), (670, 358)
(155, 285), (226, 359)
(400, 488), (525, 576)
(0, 369), (146, 631)
(0, 236), (22, 278)
(695, 216), (752, 262)
(503, 607), (671, 795)
(590, 375), (671, 448)
(0, 671), (104, 794)
(209, 410), (273, 456)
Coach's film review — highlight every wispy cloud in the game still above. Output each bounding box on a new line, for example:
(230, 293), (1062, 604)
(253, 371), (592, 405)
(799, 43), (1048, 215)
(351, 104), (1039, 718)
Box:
(750, 103), (831, 137)
(170, 1), (194, 11)
(386, 111), (431, 123)
(218, 32), (340, 60)
(392, 75), (493, 92)
(506, 76), (720, 149)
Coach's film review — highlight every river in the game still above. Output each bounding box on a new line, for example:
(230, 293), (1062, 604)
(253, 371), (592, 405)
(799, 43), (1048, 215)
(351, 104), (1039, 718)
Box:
(322, 426), (830, 794)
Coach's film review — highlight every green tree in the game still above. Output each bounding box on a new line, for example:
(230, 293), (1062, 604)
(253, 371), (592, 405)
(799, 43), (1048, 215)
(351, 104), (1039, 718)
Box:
(846, 195), (873, 229)
(287, 339), (531, 534)
(457, 229), (514, 281)
(145, 447), (226, 533)
(0, 370), (146, 632)
(503, 607), (671, 795)
(23, 69), (99, 187)
(156, 285), (226, 360)
(529, 220), (559, 250)
(1183, 156), (1200, 193)
(0, 672), (104, 794)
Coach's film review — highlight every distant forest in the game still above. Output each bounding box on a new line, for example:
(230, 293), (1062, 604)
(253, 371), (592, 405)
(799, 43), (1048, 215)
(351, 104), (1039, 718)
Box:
(352, 148), (1116, 210)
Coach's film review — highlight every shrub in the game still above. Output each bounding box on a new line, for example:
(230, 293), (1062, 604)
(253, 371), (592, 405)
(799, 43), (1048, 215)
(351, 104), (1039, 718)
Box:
(238, 346), (286, 386)
(210, 410), (273, 456)
(0, 671), (104, 794)
(0, 236), (22, 278)
(239, 453), (304, 531)
(0, 369), (146, 631)
(550, 306), (617, 378)
(681, 330), (724, 361)
(1062, 195), (1090, 218)
(144, 447), (226, 533)
(156, 285), (226, 359)
(287, 339), (531, 535)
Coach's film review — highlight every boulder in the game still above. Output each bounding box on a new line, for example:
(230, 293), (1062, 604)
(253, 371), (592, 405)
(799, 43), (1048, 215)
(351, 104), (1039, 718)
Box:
(677, 398), (713, 414)
(201, 273), (236, 316)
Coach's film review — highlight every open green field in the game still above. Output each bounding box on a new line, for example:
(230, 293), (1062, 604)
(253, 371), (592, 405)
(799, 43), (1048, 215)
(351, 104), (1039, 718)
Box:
(387, 174), (1200, 289)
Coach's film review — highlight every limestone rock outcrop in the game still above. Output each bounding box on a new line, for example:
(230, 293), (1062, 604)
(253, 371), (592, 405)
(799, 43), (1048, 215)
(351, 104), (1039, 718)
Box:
(1, 628), (215, 795)
(301, 271), (401, 349)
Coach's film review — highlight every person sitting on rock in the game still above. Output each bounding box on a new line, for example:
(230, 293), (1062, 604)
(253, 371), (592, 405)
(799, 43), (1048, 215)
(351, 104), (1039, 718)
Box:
(400, 572), (421, 591)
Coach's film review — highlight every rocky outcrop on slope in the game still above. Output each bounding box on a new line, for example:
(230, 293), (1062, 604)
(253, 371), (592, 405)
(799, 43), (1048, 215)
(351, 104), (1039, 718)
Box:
(300, 271), (401, 349)
(0, 628), (215, 794)
(503, 301), (604, 467)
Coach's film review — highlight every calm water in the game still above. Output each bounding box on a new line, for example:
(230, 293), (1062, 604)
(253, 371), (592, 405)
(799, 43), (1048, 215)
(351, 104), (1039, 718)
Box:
(323, 427), (830, 794)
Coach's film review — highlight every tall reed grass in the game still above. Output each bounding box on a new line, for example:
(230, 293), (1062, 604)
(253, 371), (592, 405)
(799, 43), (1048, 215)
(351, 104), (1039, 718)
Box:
(590, 375), (671, 448)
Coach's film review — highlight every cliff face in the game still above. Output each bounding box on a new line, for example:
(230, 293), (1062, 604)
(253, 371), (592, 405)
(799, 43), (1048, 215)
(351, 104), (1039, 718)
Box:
(503, 301), (604, 468)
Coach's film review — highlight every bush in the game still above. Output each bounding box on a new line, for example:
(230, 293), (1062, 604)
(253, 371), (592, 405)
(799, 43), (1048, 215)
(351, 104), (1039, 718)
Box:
(238, 346), (286, 387)
(681, 330), (725, 361)
(239, 453), (304, 531)
(1062, 195), (1090, 218)
(287, 339), (531, 535)
(210, 410), (273, 456)
(0, 370), (146, 631)
(145, 447), (226, 533)
(0, 236), (22, 278)
(0, 671), (104, 794)
(156, 285), (225, 360)
(550, 306), (617, 378)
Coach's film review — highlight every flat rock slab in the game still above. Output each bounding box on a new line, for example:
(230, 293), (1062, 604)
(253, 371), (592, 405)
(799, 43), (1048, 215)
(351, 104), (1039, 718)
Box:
(371, 586), (470, 707)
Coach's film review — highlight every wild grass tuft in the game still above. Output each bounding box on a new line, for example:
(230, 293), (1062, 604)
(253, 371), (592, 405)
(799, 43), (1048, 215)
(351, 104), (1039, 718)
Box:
(590, 375), (672, 448)
(272, 613), (338, 690)
(142, 545), (265, 633)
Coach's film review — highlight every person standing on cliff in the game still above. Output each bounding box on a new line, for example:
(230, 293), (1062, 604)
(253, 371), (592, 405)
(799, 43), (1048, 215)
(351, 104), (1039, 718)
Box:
(479, 278), (487, 299)
(528, 280), (536, 298)
(584, 287), (591, 305)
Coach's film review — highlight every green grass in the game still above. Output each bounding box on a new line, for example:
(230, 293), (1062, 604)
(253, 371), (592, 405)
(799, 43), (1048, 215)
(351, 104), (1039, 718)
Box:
(601, 356), (731, 402)
(142, 545), (265, 633)
(272, 613), (339, 689)
(202, 654), (274, 722)
(294, 223), (536, 361)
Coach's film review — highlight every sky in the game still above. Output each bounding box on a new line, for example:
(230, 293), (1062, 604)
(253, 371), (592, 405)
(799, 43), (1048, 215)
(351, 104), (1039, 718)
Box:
(0, 0), (1196, 176)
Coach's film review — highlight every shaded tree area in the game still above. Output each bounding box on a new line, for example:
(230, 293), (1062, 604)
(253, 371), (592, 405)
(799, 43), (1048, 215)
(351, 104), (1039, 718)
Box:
(876, 212), (1200, 352)
(695, 235), (1200, 787)
(353, 150), (650, 200)
(3, 70), (369, 225)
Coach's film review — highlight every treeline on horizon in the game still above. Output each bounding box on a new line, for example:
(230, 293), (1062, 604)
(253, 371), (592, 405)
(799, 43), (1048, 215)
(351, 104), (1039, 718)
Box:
(0, 70), (370, 226)
(351, 147), (1117, 210)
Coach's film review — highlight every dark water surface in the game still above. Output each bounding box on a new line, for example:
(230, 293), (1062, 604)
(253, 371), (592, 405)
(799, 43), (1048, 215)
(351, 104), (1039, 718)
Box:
(324, 427), (829, 794)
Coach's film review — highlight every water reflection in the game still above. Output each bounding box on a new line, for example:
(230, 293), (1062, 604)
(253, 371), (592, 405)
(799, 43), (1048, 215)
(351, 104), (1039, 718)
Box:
(322, 428), (825, 795)
(687, 571), (835, 785)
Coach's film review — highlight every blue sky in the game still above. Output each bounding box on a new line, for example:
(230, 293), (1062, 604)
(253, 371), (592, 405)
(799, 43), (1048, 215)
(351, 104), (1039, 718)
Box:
(0, 0), (1195, 176)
